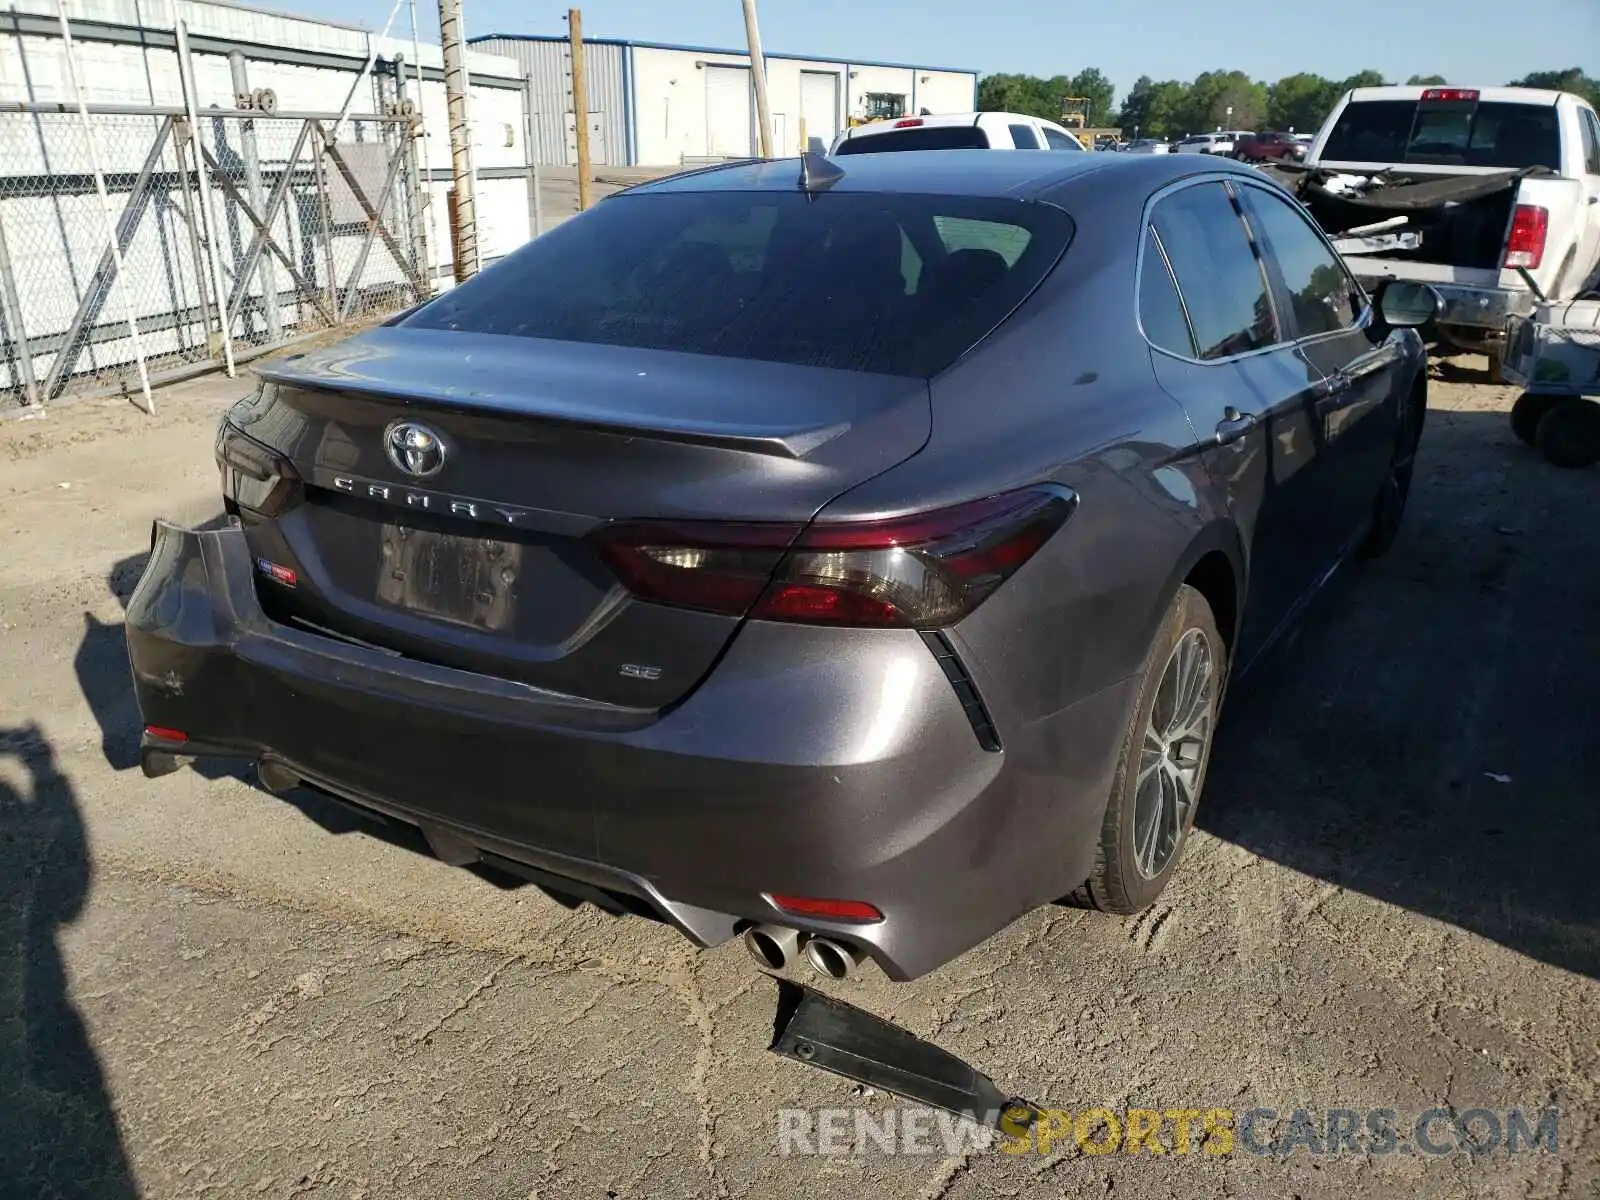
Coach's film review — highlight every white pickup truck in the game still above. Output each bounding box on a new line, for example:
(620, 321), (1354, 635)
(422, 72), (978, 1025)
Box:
(1285, 86), (1600, 375)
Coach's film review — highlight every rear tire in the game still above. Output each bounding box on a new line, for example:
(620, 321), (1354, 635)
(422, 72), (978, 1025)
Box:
(1511, 391), (1558, 447)
(1068, 585), (1224, 915)
(1534, 398), (1600, 469)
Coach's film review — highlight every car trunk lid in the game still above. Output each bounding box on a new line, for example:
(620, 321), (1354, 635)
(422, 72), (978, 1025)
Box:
(235, 328), (930, 708)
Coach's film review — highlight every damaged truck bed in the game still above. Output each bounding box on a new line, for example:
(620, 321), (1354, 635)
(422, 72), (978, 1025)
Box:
(1274, 84), (1600, 372)
(1266, 164), (1537, 266)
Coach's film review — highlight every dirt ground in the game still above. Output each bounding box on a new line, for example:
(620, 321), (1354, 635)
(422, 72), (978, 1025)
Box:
(0, 354), (1595, 1199)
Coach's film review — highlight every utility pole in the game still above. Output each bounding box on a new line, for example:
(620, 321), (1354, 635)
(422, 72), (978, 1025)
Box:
(438, 0), (479, 279)
(740, 0), (774, 157)
(568, 9), (591, 212)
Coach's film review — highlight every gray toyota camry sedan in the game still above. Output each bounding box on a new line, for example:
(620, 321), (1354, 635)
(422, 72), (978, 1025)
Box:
(127, 150), (1438, 982)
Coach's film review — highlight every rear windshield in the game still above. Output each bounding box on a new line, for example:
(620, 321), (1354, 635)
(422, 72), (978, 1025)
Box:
(402, 190), (1072, 378)
(835, 125), (988, 154)
(1320, 99), (1561, 170)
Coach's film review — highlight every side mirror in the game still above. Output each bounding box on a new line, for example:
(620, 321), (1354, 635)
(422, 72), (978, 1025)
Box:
(807, 136), (827, 154)
(1374, 279), (1444, 328)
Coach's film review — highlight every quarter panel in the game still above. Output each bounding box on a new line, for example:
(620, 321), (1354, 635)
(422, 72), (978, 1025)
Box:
(819, 191), (1218, 735)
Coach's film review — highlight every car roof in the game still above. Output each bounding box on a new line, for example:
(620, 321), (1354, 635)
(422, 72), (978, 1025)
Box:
(623, 149), (1267, 201)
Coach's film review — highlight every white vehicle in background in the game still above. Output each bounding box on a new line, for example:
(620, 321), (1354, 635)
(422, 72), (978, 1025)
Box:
(829, 112), (1085, 155)
(1123, 138), (1172, 155)
(1295, 85), (1600, 375)
(1173, 132), (1237, 155)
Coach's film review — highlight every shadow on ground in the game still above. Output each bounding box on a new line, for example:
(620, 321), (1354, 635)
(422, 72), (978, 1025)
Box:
(1198, 406), (1599, 980)
(0, 725), (137, 1198)
(1427, 342), (1501, 386)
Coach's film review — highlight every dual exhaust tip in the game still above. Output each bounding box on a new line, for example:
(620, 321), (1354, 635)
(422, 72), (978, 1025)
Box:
(742, 923), (867, 981)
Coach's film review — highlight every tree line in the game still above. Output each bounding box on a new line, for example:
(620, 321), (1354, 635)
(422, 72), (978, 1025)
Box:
(976, 67), (1600, 139)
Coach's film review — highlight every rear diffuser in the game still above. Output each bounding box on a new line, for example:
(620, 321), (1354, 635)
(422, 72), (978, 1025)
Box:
(769, 980), (1038, 1130)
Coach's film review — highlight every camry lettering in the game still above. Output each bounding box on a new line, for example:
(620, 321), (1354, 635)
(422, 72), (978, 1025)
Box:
(330, 475), (527, 527)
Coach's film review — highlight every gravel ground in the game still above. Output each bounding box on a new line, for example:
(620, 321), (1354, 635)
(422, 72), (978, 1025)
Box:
(0, 354), (1595, 1199)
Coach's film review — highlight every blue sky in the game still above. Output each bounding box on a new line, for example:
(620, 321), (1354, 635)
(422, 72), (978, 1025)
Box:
(317, 0), (1597, 100)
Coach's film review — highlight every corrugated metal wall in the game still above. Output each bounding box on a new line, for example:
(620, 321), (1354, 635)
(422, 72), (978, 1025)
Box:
(474, 37), (627, 166)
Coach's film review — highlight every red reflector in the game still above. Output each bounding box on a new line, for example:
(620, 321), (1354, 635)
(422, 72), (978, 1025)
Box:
(769, 894), (884, 923)
(1420, 88), (1479, 103)
(1505, 204), (1548, 270)
(757, 583), (901, 625)
(893, 118), (924, 128)
(144, 725), (188, 743)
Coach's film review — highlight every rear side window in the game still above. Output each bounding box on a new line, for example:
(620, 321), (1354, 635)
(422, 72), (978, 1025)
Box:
(834, 126), (987, 153)
(1234, 184), (1364, 338)
(1320, 99), (1561, 170)
(1150, 183), (1278, 360)
(403, 191), (1074, 379)
(1009, 123), (1041, 149)
(1139, 234), (1196, 357)
(1042, 127), (1081, 151)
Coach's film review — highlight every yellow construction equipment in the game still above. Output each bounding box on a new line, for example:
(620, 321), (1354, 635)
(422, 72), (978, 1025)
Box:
(1060, 97), (1090, 128)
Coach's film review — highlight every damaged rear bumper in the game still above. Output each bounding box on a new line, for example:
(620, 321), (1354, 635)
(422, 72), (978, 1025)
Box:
(126, 518), (1127, 981)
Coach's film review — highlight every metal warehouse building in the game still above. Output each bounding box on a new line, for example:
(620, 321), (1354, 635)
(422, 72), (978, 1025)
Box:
(471, 34), (979, 167)
(0, 0), (533, 274)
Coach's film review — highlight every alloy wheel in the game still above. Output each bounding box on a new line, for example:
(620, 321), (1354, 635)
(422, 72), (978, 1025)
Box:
(1132, 628), (1216, 880)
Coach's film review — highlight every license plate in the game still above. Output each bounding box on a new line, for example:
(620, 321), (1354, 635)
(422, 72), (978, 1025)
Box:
(375, 524), (522, 632)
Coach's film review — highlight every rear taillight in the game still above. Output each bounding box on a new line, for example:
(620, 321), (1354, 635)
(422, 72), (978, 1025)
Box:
(1505, 205), (1548, 270)
(592, 486), (1077, 629)
(217, 420), (299, 515)
(893, 118), (925, 128)
(1420, 88), (1479, 103)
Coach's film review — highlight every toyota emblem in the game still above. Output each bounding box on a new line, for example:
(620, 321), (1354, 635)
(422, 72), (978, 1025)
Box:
(385, 421), (446, 478)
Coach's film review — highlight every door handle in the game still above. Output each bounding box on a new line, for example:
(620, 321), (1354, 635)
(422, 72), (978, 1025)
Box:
(1214, 407), (1258, 445)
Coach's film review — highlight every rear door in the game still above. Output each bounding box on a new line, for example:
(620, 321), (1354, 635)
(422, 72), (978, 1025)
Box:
(1139, 179), (1342, 664)
(1233, 179), (1402, 546)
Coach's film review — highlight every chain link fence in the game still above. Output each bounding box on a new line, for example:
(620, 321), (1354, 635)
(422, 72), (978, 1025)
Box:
(0, 103), (427, 413)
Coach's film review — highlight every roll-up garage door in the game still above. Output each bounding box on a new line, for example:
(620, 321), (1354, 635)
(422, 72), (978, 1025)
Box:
(705, 65), (753, 157)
